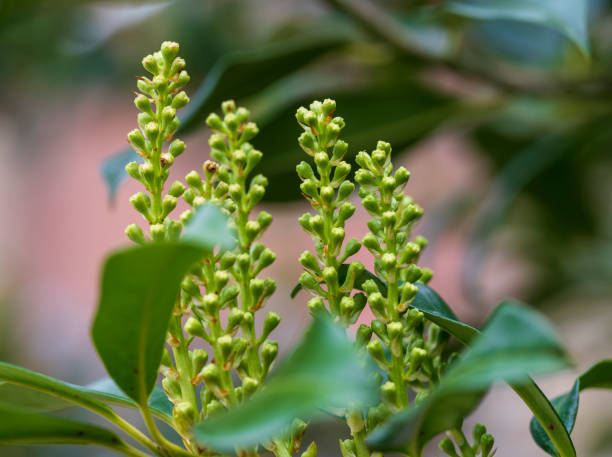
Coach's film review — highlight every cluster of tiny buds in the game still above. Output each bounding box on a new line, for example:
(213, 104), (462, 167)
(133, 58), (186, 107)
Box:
(439, 424), (496, 457)
(124, 41), (191, 243)
(295, 99), (365, 323)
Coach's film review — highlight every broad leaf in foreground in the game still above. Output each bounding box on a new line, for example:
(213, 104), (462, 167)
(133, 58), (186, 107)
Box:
(367, 302), (569, 454)
(0, 363), (172, 421)
(0, 405), (131, 453)
(92, 203), (231, 405)
(530, 360), (612, 456)
(193, 316), (376, 452)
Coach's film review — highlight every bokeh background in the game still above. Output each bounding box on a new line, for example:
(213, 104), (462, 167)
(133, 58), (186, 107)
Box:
(0, 0), (611, 456)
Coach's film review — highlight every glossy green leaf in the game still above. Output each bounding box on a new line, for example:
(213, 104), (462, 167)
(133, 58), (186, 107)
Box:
(101, 31), (350, 201)
(193, 316), (376, 452)
(530, 360), (612, 455)
(92, 203), (230, 404)
(445, 0), (590, 55)
(0, 405), (127, 450)
(368, 302), (569, 453)
(0, 363), (172, 421)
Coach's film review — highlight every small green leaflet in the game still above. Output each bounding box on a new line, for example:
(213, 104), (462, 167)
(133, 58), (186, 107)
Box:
(193, 316), (376, 452)
(530, 360), (612, 456)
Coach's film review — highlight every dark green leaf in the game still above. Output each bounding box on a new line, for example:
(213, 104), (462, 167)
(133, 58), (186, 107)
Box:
(101, 31), (350, 201)
(92, 203), (230, 404)
(368, 302), (570, 453)
(444, 0), (590, 55)
(193, 316), (376, 452)
(0, 404), (125, 450)
(530, 360), (612, 455)
(0, 363), (172, 421)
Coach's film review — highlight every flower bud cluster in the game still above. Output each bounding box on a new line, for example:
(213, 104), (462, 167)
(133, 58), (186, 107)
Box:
(125, 42), (190, 243)
(295, 99), (364, 324)
(351, 140), (452, 412)
(162, 102), (279, 451)
(439, 424), (496, 457)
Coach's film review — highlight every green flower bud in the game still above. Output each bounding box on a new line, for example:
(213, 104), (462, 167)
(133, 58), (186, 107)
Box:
(356, 324), (373, 348)
(191, 349), (208, 375)
(168, 180), (185, 198)
(201, 363), (221, 388)
(219, 284), (239, 305)
(162, 376), (181, 399)
(298, 213), (312, 231)
(184, 317), (206, 339)
(367, 339), (388, 369)
(310, 215), (325, 239)
(320, 186), (334, 204)
(172, 402), (197, 433)
(331, 140), (348, 162)
(262, 312), (281, 339)
(387, 322), (403, 340)
(296, 161), (316, 181)
(214, 270), (229, 290)
(371, 320), (389, 343)
(314, 152), (329, 170)
(129, 192), (152, 221)
(481, 434), (495, 457)
(226, 308), (244, 331)
(217, 334), (233, 360)
(182, 189), (195, 206)
(394, 166), (410, 187)
(206, 112), (224, 131)
(341, 238), (361, 261)
(134, 94), (153, 115)
(355, 169), (378, 188)
(331, 161), (351, 184)
(473, 423), (487, 451)
(322, 266), (338, 284)
(308, 297), (327, 316)
(398, 242), (420, 264)
(331, 227), (345, 247)
(240, 377), (258, 398)
(298, 132), (317, 154)
(338, 202), (356, 224)
(168, 139), (185, 158)
(180, 209), (193, 224)
(382, 211), (396, 227)
(171, 90), (189, 109)
(170, 56), (186, 75)
(221, 100), (235, 114)
(261, 340), (278, 372)
(144, 121), (159, 142)
(381, 253), (396, 271)
(184, 170), (202, 191)
(219, 251), (236, 269)
(322, 98), (336, 117)
(336, 181), (354, 203)
(400, 283), (418, 307)
(362, 233), (382, 254)
(127, 128), (146, 151)
(420, 268), (433, 284)
(125, 224), (146, 244)
(362, 194), (380, 215)
(239, 122), (258, 144)
(160, 41), (179, 65)
(125, 161), (141, 181)
(368, 292), (386, 319)
(299, 251), (320, 272)
(162, 195), (177, 218)
(245, 220), (261, 243)
(438, 437), (459, 457)
(300, 179), (318, 199)
(202, 293), (220, 315)
(181, 276), (201, 297)
(380, 381), (397, 406)
(299, 272), (320, 291)
(161, 106), (176, 126)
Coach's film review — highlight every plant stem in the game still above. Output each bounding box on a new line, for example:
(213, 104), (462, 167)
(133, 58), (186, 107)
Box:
(353, 430), (371, 457)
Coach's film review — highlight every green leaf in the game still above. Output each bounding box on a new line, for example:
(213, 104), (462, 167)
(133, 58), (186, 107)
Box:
(367, 302), (570, 453)
(92, 203), (230, 404)
(0, 404), (132, 452)
(101, 31), (350, 201)
(193, 316), (376, 452)
(530, 360), (612, 455)
(0, 363), (172, 421)
(444, 0), (590, 56)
